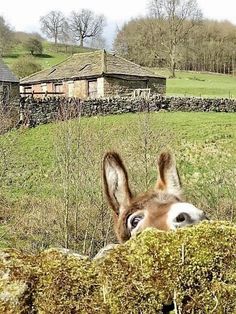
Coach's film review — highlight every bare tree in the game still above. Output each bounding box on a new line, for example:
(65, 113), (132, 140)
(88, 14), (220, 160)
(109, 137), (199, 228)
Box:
(69, 9), (106, 47)
(114, 18), (164, 67)
(40, 11), (67, 46)
(58, 20), (74, 51)
(114, 16), (236, 75)
(148, 0), (202, 77)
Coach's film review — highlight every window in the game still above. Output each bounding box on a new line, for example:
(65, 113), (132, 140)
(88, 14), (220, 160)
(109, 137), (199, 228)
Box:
(67, 81), (74, 97)
(24, 86), (32, 94)
(41, 83), (47, 93)
(54, 83), (63, 93)
(88, 80), (97, 98)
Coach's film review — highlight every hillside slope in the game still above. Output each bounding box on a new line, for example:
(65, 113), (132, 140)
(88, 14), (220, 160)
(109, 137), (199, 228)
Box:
(3, 41), (95, 71)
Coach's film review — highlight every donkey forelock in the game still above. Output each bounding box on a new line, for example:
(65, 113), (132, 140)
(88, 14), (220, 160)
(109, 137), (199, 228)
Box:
(103, 151), (207, 243)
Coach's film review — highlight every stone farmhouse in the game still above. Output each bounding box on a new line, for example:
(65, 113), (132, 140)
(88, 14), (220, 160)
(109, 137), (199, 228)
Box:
(20, 50), (166, 99)
(0, 59), (19, 106)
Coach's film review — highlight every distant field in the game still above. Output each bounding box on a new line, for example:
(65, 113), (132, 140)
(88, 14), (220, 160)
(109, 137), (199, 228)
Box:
(153, 68), (236, 98)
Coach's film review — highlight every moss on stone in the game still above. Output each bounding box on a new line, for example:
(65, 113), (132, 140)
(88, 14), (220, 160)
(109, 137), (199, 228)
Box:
(0, 250), (36, 313)
(0, 221), (235, 313)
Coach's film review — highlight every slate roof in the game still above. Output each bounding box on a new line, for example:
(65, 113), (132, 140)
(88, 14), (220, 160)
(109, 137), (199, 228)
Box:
(21, 50), (164, 84)
(0, 59), (19, 83)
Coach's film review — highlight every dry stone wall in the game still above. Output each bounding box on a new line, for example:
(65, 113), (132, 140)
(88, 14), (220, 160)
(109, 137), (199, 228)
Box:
(19, 95), (236, 126)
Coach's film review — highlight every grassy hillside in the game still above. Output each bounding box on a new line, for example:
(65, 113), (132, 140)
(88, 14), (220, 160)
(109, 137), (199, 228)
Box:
(3, 41), (95, 71)
(0, 112), (235, 252)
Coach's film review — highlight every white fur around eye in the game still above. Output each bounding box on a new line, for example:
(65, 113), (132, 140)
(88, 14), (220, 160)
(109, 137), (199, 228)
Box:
(167, 202), (204, 229)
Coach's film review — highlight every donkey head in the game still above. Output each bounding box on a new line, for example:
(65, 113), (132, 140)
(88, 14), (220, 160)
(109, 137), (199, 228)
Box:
(103, 151), (207, 243)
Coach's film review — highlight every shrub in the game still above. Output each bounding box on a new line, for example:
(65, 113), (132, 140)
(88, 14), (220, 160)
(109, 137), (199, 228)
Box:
(23, 37), (43, 55)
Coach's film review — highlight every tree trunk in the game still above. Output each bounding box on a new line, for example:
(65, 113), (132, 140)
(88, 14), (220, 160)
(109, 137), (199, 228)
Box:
(54, 37), (58, 52)
(170, 44), (176, 78)
(232, 56), (235, 76)
(80, 37), (84, 47)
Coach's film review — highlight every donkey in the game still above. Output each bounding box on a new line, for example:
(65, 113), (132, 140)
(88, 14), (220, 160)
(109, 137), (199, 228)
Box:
(102, 151), (208, 313)
(103, 151), (207, 243)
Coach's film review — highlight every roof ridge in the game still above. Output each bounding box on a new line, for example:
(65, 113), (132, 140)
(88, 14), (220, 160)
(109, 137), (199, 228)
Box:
(72, 50), (102, 57)
(111, 53), (156, 75)
(101, 50), (107, 74)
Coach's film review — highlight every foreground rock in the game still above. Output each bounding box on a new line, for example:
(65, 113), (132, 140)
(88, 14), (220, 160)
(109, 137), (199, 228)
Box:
(0, 221), (235, 313)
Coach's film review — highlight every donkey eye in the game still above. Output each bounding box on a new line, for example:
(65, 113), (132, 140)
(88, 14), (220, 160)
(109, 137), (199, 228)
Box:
(130, 215), (143, 229)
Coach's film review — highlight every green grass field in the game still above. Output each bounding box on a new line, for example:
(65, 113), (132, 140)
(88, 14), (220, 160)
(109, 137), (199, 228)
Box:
(0, 112), (235, 252)
(153, 68), (236, 98)
(1, 112), (235, 200)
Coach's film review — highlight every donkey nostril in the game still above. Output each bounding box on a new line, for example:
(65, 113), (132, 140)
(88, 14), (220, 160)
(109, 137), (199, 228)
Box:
(202, 214), (209, 221)
(176, 213), (187, 223)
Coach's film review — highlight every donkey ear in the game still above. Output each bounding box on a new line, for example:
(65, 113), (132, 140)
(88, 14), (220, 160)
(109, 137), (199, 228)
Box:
(155, 152), (182, 197)
(103, 152), (132, 216)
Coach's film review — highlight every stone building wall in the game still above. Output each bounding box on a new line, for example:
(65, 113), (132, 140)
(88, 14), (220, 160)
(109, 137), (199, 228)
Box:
(0, 83), (20, 132)
(18, 95), (236, 127)
(33, 84), (41, 94)
(103, 77), (148, 97)
(0, 82), (19, 107)
(148, 78), (166, 94)
(103, 76), (166, 97)
(20, 76), (166, 99)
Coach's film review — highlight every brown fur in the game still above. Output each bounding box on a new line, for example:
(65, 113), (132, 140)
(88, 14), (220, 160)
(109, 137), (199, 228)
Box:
(103, 152), (132, 215)
(158, 152), (172, 187)
(156, 152), (182, 192)
(116, 191), (181, 242)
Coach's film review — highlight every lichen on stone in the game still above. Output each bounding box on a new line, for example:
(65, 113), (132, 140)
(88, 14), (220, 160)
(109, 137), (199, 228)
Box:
(0, 221), (235, 313)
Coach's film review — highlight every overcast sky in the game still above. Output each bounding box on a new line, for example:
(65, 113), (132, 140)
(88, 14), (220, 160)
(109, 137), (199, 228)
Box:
(1, 0), (236, 46)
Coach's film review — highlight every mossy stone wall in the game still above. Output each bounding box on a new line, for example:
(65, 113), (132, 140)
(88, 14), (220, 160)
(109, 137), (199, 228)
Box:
(0, 221), (235, 313)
